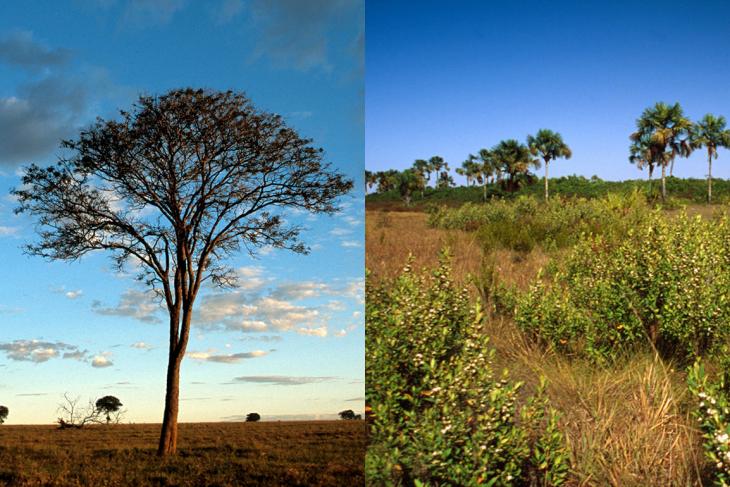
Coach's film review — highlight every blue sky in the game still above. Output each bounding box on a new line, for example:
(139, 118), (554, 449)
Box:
(0, 0), (363, 424)
(366, 0), (730, 182)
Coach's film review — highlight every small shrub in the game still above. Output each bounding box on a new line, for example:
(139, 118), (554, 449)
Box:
(245, 413), (261, 422)
(366, 252), (569, 485)
(0, 406), (8, 424)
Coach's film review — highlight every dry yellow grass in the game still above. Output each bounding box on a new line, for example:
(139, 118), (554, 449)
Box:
(0, 421), (365, 486)
(366, 207), (707, 486)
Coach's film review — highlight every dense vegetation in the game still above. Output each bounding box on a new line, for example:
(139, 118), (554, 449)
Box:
(366, 190), (730, 485)
(367, 175), (730, 207)
(366, 253), (569, 485)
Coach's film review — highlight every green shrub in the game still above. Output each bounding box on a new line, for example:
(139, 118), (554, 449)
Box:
(515, 211), (730, 363)
(366, 252), (569, 485)
(688, 361), (730, 486)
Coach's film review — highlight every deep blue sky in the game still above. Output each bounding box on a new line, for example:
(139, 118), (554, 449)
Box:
(0, 0), (363, 424)
(366, 0), (730, 182)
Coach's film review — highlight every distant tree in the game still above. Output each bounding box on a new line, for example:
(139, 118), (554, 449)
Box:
(57, 393), (102, 429)
(412, 159), (431, 188)
(339, 409), (357, 420)
(491, 139), (539, 192)
(245, 412), (261, 422)
(397, 169), (426, 206)
(95, 395), (123, 424)
(0, 405), (8, 424)
(630, 102), (692, 201)
(428, 156), (446, 180)
(527, 129), (572, 200)
(690, 114), (730, 203)
(456, 157), (480, 187)
(13, 89), (352, 455)
(375, 169), (399, 193)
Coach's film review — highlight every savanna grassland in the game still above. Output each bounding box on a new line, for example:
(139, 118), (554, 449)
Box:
(0, 421), (365, 486)
(366, 191), (730, 486)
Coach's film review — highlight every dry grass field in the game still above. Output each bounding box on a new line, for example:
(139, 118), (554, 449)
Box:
(0, 421), (366, 486)
(366, 204), (712, 486)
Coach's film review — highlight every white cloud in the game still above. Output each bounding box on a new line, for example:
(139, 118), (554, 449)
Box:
(65, 290), (83, 299)
(130, 341), (152, 350)
(340, 240), (362, 248)
(91, 353), (113, 368)
(297, 326), (328, 337)
(0, 226), (18, 236)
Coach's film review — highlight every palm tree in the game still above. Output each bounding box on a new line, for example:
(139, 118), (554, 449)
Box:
(491, 139), (539, 192)
(629, 134), (658, 197)
(456, 156), (480, 186)
(630, 102), (692, 201)
(473, 148), (496, 201)
(413, 159), (431, 187)
(375, 170), (399, 193)
(691, 114), (730, 203)
(527, 129), (572, 201)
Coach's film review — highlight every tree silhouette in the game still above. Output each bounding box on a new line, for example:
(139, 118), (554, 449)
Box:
(245, 412), (261, 422)
(339, 409), (357, 420)
(0, 405), (8, 424)
(13, 88), (352, 455)
(95, 395), (123, 424)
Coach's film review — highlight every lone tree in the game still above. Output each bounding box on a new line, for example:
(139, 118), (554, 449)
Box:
(690, 114), (730, 203)
(13, 88), (352, 455)
(527, 129), (572, 201)
(0, 405), (8, 424)
(96, 395), (123, 424)
(245, 412), (261, 422)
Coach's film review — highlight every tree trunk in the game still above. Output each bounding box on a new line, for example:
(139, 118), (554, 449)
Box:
(708, 152), (713, 204)
(670, 157), (674, 177)
(544, 159), (549, 201)
(661, 163), (666, 202)
(482, 182), (487, 202)
(157, 304), (193, 456)
(158, 346), (182, 455)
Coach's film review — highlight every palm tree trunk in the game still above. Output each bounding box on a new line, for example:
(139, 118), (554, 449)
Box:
(708, 152), (713, 204)
(670, 158), (674, 177)
(544, 160), (549, 201)
(482, 182), (487, 202)
(661, 163), (666, 202)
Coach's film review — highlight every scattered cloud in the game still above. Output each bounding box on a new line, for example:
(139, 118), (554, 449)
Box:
(120, 0), (187, 27)
(212, 0), (243, 24)
(91, 353), (113, 368)
(0, 31), (72, 69)
(297, 326), (328, 337)
(329, 227), (351, 236)
(230, 375), (337, 386)
(16, 392), (48, 397)
(187, 349), (269, 364)
(0, 340), (85, 363)
(345, 396), (365, 402)
(246, 0), (355, 71)
(0, 226), (19, 237)
(340, 240), (362, 248)
(92, 288), (162, 323)
(130, 341), (152, 350)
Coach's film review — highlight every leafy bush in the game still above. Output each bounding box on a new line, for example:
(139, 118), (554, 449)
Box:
(688, 361), (730, 486)
(428, 192), (650, 252)
(366, 252), (569, 485)
(515, 211), (730, 363)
